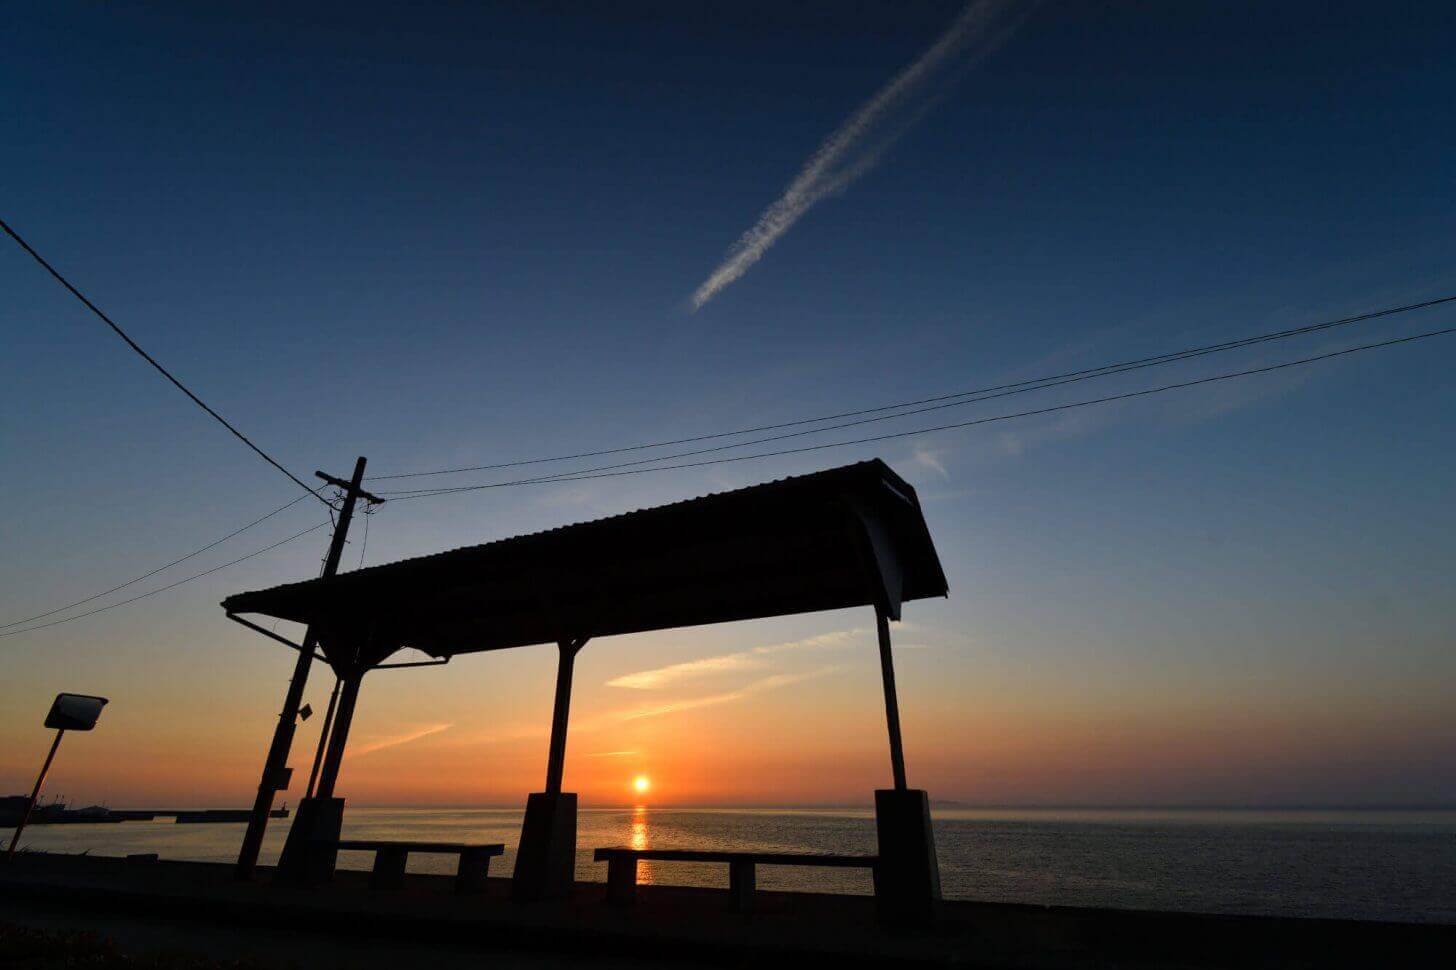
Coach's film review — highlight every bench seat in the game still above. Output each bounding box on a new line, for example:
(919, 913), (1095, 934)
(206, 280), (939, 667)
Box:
(592, 847), (878, 911)
(333, 840), (504, 893)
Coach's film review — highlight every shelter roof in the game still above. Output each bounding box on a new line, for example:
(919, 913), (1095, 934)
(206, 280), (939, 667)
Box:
(221, 459), (947, 665)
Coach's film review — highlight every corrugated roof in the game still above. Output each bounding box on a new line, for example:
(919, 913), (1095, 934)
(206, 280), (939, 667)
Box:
(222, 459), (948, 666)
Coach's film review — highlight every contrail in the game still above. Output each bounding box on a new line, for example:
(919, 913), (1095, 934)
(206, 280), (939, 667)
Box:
(353, 722), (453, 755)
(689, 0), (1032, 311)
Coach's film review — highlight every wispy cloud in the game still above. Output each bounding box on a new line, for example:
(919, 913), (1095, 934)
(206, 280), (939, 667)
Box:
(606, 628), (868, 690)
(582, 749), (639, 758)
(911, 442), (951, 479)
(352, 722), (452, 756)
(458, 667), (841, 746)
(606, 652), (764, 690)
(617, 668), (839, 721)
(442, 722), (547, 748)
(689, 0), (1032, 310)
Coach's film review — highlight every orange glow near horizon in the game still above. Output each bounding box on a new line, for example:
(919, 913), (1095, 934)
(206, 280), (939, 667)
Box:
(5, 613), (1456, 810)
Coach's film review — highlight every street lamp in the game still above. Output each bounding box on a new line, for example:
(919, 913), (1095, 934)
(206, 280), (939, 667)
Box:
(5, 693), (109, 859)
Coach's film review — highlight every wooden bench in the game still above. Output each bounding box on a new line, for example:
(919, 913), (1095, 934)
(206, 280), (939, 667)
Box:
(593, 847), (878, 911)
(333, 840), (504, 893)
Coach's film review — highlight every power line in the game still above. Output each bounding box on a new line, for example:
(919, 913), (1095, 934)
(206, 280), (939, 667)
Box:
(0, 217), (329, 507)
(374, 312), (1394, 493)
(6, 323), (1442, 636)
(388, 326), (1455, 501)
(0, 490), (322, 632)
(378, 299), (1455, 497)
(370, 295), (1456, 482)
(0, 521), (330, 639)
(356, 505), (374, 570)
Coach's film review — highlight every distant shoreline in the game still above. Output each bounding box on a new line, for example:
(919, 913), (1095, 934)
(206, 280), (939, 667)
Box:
(18, 801), (1452, 814)
(295, 802), (1456, 812)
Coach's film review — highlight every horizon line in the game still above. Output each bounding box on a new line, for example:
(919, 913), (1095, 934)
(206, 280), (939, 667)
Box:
(283, 801), (1456, 812)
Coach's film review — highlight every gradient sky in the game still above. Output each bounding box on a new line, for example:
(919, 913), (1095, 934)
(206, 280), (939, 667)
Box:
(3, 1), (1454, 809)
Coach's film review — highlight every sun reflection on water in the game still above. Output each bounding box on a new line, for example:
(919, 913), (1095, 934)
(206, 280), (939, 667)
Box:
(630, 805), (653, 884)
(629, 806), (650, 851)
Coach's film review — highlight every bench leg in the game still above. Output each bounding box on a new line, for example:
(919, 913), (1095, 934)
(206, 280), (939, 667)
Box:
(455, 848), (492, 895)
(729, 860), (756, 913)
(606, 856), (638, 906)
(370, 848), (408, 891)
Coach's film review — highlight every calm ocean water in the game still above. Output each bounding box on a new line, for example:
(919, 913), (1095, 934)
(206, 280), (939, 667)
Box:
(7, 807), (1455, 923)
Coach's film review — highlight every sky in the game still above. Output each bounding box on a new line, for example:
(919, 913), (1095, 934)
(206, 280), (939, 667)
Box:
(2, 1), (1454, 809)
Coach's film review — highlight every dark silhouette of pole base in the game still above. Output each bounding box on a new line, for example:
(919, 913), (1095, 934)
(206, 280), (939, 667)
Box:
(514, 637), (587, 901)
(512, 791), (579, 901)
(274, 795), (345, 886)
(869, 606), (940, 925)
(273, 666), (363, 883)
(873, 788), (942, 927)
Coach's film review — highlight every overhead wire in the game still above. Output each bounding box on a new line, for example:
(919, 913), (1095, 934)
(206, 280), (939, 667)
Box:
(356, 506), (373, 570)
(3, 263), (1448, 635)
(385, 326), (1455, 502)
(0, 489), (325, 632)
(379, 300), (1455, 497)
(369, 295), (1456, 483)
(0, 521), (331, 639)
(0, 216), (330, 508)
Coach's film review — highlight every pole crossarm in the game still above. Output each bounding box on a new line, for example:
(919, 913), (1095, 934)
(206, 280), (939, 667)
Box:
(314, 470), (386, 506)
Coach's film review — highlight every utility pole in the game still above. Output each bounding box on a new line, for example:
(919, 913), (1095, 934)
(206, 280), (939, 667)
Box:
(235, 456), (382, 880)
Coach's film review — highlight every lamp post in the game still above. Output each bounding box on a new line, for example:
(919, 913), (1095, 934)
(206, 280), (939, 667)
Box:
(6, 693), (108, 859)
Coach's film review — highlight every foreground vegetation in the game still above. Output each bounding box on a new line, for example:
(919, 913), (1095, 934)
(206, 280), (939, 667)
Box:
(0, 921), (276, 969)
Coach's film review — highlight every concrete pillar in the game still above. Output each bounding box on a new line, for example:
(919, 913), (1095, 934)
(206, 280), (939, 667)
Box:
(276, 668), (361, 885)
(274, 795), (344, 886)
(512, 791), (579, 901)
(869, 606), (940, 925)
(874, 788), (942, 927)
(514, 639), (585, 901)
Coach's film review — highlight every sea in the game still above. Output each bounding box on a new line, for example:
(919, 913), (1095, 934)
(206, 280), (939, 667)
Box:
(7, 806), (1455, 924)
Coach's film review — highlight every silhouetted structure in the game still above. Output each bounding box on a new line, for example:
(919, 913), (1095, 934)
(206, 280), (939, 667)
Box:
(6, 693), (108, 858)
(594, 847), (880, 912)
(332, 839), (503, 892)
(234, 458), (383, 880)
(223, 458), (948, 923)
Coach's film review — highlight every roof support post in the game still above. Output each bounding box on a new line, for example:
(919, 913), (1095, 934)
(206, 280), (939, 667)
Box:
(871, 604), (940, 926)
(304, 675), (343, 799)
(545, 637), (587, 795)
(875, 604), (909, 791)
(314, 668), (364, 800)
(515, 636), (588, 901)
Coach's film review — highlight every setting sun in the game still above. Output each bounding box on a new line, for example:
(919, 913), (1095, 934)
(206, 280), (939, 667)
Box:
(632, 775), (651, 795)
